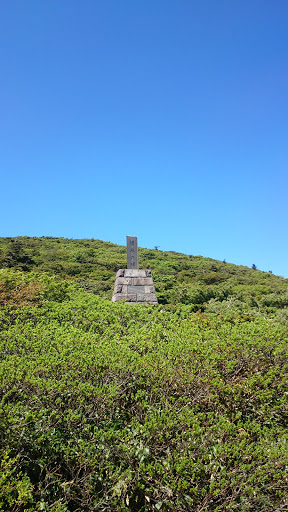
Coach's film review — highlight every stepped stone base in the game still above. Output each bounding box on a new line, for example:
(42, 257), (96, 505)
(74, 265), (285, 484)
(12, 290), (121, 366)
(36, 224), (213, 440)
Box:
(112, 269), (158, 304)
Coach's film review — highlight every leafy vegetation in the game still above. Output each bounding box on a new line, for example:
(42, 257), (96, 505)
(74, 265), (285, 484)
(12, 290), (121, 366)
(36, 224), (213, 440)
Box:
(0, 237), (287, 511)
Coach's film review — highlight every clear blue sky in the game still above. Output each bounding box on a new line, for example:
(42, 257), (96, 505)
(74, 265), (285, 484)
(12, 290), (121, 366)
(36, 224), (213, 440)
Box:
(1, 0), (287, 276)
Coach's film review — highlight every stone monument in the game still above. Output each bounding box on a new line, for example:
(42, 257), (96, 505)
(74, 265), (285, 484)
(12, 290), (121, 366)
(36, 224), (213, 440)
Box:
(112, 236), (158, 304)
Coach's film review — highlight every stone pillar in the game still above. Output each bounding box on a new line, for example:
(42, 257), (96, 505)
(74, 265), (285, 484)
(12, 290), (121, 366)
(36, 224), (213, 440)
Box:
(126, 235), (138, 269)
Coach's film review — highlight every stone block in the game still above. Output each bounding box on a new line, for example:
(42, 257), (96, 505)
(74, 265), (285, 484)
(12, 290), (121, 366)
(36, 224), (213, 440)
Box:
(124, 269), (147, 277)
(116, 269), (125, 277)
(143, 293), (158, 302)
(132, 277), (153, 286)
(127, 236), (139, 269)
(127, 285), (146, 294)
(126, 294), (137, 302)
(144, 286), (155, 293)
(114, 284), (128, 294)
(115, 277), (133, 285)
(112, 293), (137, 302)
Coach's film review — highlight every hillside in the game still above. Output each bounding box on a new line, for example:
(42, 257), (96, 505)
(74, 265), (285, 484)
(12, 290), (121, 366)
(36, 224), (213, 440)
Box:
(0, 236), (287, 312)
(0, 237), (288, 511)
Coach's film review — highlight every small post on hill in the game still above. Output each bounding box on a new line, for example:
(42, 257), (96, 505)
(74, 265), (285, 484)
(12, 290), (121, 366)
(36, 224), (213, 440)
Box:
(112, 236), (158, 304)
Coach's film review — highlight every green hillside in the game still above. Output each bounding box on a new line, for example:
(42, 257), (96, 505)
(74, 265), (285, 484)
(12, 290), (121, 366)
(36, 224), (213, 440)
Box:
(0, 237), (287, 511)
(0, 236), (287, 311)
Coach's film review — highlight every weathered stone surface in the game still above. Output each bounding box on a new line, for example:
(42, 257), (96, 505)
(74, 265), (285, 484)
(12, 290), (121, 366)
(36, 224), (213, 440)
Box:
(112, 293), (137, 302)
(144, 286), (155, 293)
(116, 269), (125, 278)
(127, 285), (146, 294)
(124, 269), (147, 277)
(114, 284), (128, 294)
(112, 276), (158, 302)
(127, 236), (138, 269)
(126, 301), (158, 305)
(115, 277), (133, 285)
(124, 293), (158, 304)
(132, 277), (153, 286)
(126, 294), (138, 302)
(143, 293), (158, 302)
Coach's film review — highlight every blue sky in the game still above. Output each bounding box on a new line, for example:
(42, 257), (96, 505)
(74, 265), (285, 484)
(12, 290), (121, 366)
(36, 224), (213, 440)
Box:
(1, 0), (287, 276)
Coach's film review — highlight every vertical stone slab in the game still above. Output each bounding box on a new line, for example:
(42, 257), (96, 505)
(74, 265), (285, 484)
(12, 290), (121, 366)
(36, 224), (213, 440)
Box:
(126, 236), (138, 269)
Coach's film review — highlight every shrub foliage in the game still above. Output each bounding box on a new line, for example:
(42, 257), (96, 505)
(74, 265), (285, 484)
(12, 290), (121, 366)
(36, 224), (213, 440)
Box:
(0, 237), (287, 511)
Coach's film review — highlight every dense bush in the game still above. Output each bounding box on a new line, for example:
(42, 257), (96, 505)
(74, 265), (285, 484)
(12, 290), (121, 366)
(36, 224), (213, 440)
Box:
(0, 237), (287, 511)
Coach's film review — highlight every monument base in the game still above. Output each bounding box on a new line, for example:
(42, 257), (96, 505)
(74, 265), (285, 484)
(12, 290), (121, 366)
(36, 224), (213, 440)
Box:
(112, 269), (158, 304)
